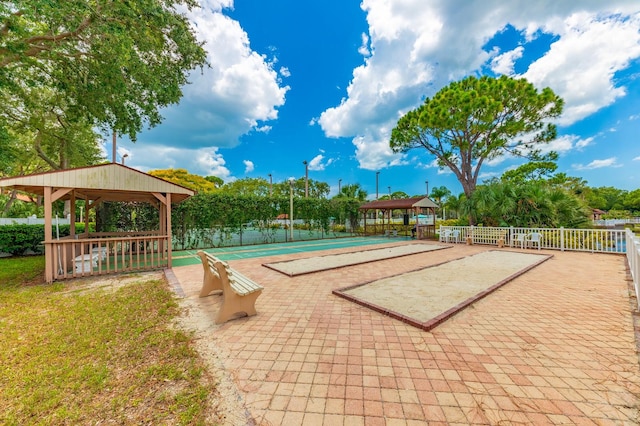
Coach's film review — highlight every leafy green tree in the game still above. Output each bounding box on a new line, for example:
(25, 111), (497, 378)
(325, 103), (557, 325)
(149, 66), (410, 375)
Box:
(336, 183), (368, 201)
(1, 0), (207, 142)
(622, 189), (640, 213)
(462, 179), (589, 228)
(500, 161), (558, 185)
(218, 177), (331, 199)
(585, 186), (627, 211)
(443, 193), (465, 220)
(148, 169), (218, 193)
(429, 185), (451, 217)
(271, 178), (330, 198)
(389, 75), (563, 218)
(389, 191), (409, 199)
(223, 178), (270, 197)
(546, 173), (589, 198)
(0, 124), (15, 176)
(204, 176), (225, 189)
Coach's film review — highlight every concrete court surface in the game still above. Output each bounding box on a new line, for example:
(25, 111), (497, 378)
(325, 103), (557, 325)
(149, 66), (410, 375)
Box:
(170, 240), (640, 425)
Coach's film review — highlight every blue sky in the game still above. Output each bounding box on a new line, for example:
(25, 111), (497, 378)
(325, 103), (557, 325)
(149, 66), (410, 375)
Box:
(112, 0), (640, 198)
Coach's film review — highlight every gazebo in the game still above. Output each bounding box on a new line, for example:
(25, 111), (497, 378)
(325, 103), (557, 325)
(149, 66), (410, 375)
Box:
(0, 163), (194, 283)
(359, 196), (439, 238)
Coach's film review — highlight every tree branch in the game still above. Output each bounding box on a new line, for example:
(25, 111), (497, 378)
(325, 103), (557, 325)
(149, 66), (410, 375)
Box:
(34, 131), (61, 170)
(0, 12), (94, 67)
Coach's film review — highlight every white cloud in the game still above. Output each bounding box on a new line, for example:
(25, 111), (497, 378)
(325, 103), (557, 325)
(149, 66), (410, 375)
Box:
(279, 67), (291, 78)
(121, 144), (233, 181)
(522, 12), (640, 125)
(358, 33), (371, 56)
(255, 125), (272, 133)
(243, 160), (254, 173)
(575, 137), (594, 150)
(490, 46), (524, 75)
(155, 3), (289, 149)
(318, 1), (640, 171)
(308, 154), (334, 171)
(633, 156), (640, 161)
(572, 157), (621, 170)
(194, 148), (233, 180)
(542, 134), (595, 154)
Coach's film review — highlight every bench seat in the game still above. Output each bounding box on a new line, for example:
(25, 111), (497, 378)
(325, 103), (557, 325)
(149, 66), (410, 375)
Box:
(197, 251), (264, 324)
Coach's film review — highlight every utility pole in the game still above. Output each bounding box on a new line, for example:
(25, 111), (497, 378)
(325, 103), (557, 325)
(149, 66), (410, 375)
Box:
(112, 131), (117, 163)
(303, 160), (308, 198)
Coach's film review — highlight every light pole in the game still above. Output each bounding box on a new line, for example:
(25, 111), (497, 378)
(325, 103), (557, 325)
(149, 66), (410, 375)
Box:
(376, 171), (380, 200)
(425, 180), (429, 197)
(338, 179), (342, 195)
(112, 131), (117, 163)
(388, 186), (391, 197)
(288, 177), (295, 241)
(268, 174), (272, 196)
(121, 153), (129, 165)
(303, 160), (308, 198)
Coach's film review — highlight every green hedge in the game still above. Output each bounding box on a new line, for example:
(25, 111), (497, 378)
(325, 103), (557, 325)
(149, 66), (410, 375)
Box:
(0, 223), (93, 255)
(171, 194), (363, 250)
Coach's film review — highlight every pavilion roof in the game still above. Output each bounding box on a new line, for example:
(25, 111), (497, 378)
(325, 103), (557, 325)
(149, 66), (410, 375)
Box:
(0, 163), (194, 203)
(359, 196), (438, 210)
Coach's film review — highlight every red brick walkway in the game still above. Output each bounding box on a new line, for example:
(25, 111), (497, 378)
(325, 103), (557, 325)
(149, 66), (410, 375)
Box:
(172, 242), (640, 425)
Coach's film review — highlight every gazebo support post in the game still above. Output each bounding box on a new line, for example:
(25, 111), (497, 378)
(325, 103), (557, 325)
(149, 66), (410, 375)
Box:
(166, 193), (172, 268)
(69, 193), (76, 236)
(44, 186), (53, 283)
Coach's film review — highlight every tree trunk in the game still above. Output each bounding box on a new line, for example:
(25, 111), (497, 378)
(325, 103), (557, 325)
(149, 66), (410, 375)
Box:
(2, 190), (17, 216)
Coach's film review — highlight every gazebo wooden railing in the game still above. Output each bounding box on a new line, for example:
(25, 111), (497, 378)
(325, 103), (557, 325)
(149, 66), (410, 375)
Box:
(47, 232), (169, 280)
(0, 163), (195, 282)
(359, 196), (439, 239)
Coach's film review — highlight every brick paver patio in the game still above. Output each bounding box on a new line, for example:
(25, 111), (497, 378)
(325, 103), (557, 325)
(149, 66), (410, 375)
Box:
(170, 241), (640, 425)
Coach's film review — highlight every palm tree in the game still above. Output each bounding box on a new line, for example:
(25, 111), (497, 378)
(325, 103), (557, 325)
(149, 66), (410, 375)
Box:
(338, 183), (368, 201)
(430, 185), (451, 218)
(444, 193), (465, 219)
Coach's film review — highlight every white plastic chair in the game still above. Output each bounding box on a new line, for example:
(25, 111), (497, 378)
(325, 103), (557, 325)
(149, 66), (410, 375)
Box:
(513, 233), (527, 249)
(443, 229), (460, 243)
(527, 232), (542, 250)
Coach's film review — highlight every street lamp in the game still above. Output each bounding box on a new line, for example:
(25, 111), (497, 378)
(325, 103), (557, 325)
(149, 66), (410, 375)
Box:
(303, 160), (308, 198)
(388, 186), (391, 197)
(268, 174), (272, 196)
(338, 178), (342, 195)
(121, 153), (129, 165)
(288, 177), (295, 241)
(425, 180), (429, 197)
(376, 171), (380, 200)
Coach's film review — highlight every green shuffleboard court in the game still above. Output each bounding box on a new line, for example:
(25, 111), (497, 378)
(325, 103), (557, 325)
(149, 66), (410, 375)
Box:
(171, 236), (412, 267)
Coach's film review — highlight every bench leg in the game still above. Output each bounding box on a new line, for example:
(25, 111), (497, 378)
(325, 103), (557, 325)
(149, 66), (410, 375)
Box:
(215, 290), (262, 324)
(199, 272), (223, 297)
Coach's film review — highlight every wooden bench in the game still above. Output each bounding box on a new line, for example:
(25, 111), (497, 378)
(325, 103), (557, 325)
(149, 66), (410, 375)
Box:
(197, 251), (264, 324)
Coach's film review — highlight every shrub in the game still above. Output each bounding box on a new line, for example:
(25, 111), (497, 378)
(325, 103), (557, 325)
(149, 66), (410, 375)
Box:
(0, 225), (45, 255)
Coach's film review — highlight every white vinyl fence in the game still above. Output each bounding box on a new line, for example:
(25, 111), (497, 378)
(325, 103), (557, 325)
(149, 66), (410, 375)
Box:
(439, 226), (640, 310)
(0, 216), (71, 226)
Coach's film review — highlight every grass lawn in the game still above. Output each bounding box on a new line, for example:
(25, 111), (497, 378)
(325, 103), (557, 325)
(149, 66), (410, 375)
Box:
(0, 255), (216, 425)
